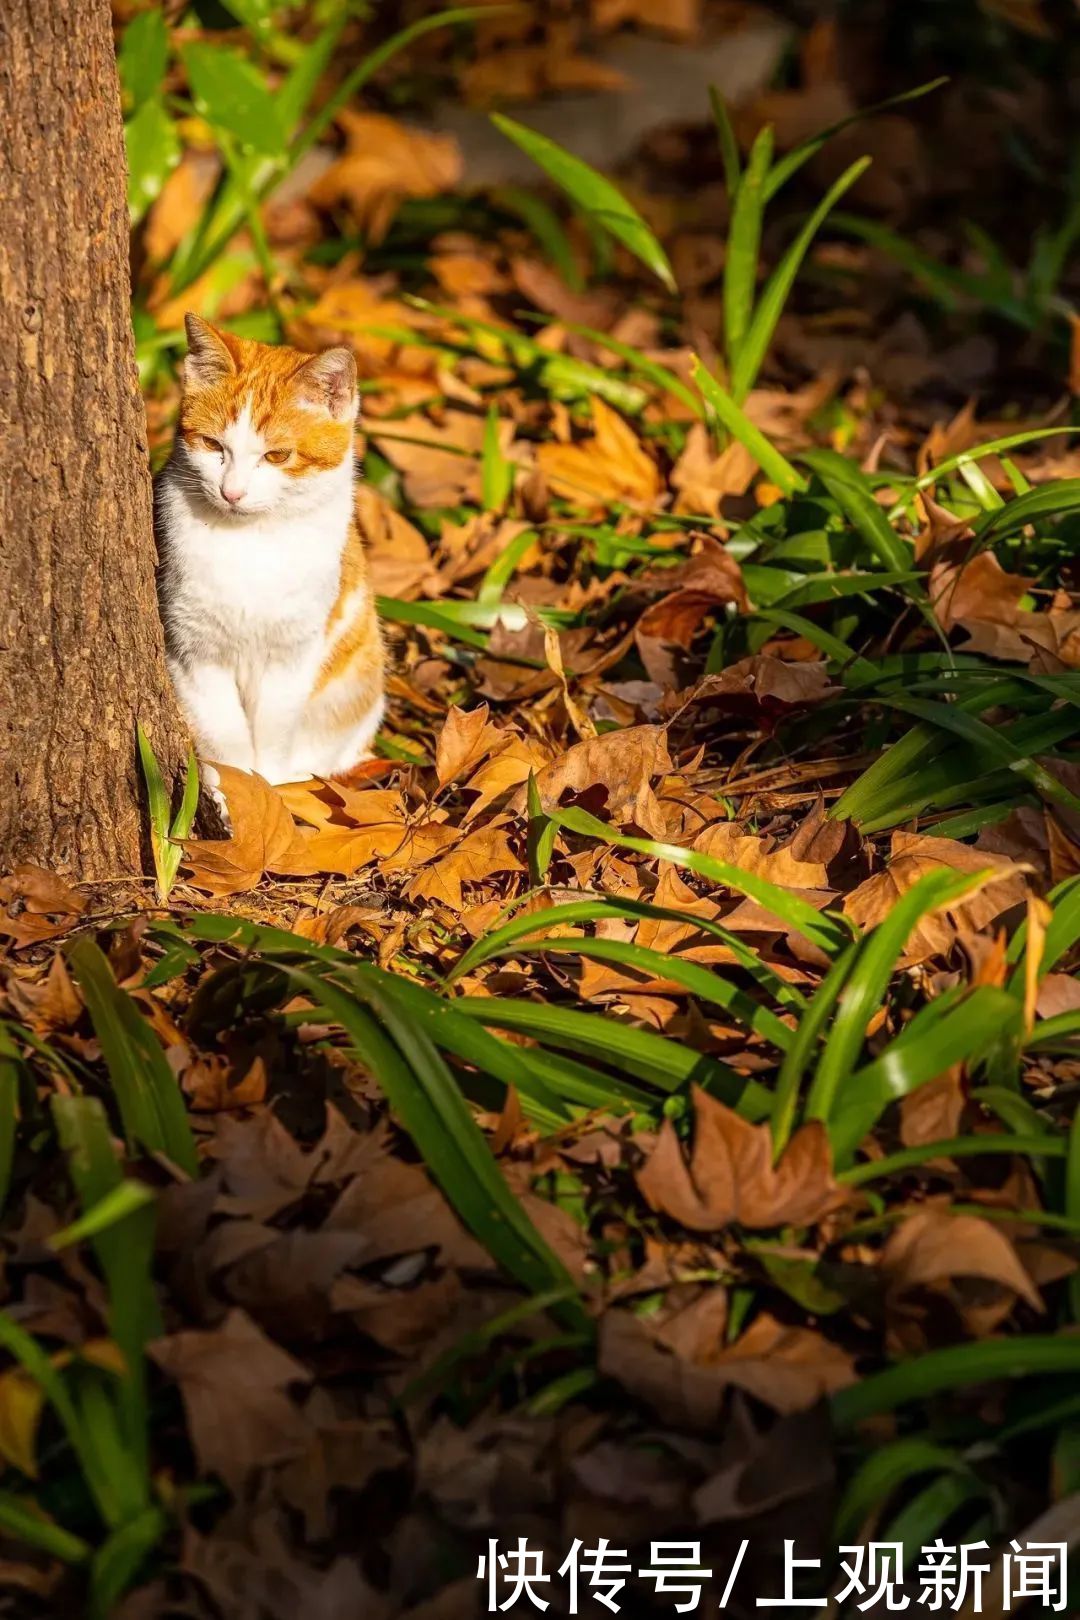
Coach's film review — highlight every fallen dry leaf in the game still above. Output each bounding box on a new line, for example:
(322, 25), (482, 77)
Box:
(182, 768), (304, 896)
(881, 1209), (1044, 1314)
(520, 723), (672, 837)
(844, 831), (1029, 963)
(308, 111), (462, 242)
(536, 397), (661, 509)
(636, 1087), (849, 1231)
(692, 820), (829, 890)
(149, 1310), (313, 1492)
(434, 702), (507, 787)
(0, 865), (86, 948)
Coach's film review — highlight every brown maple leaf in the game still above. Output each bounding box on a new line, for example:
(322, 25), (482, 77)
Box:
(149, 1309), (312, 1492)
(637, 1086), (849, 1231)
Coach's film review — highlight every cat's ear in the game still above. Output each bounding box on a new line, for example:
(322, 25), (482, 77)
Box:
(182, 313), (236, 388)
(294, 347), (358, 421)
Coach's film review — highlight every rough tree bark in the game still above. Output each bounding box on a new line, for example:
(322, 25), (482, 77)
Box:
(0, 0), (186, 880)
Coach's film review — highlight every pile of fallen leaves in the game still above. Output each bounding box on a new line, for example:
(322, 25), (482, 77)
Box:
(2, 862), (1076, 1617)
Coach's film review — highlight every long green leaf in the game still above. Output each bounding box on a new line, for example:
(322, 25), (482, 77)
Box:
(833, 1336), (1080, 1429)
(454, 998), (770, 1119)
(973, 478), (1080, 543)
(800, 446), (913, 573)
(839, 1130), (1064, 1188)
(805, 868), (992, 1127)
(770, 941), (859, 1156)
(709, 86), (742, 198)
(884, 693), (1080, 820)
(286, 967), (588, 1330)
(490, 114), (676, 292)
(765, 77), (947, 200)
(449, 894), (806, 1011)
(546, 802), (850, 953)
(724, 126), (773, 367)
(88, 1507), (167, 1620)
(52, 1096), (159, 1492)
(475, 933), (794, 1050)
(181, 42), (286, 157)
(730, 158), (871, 401)
(830, 986), (1021, 1161)
(65, 939), (198, 1176)
(692, 359), (805, 495)
(0, 1492), (90, 1565)
(834, 1437), (965, 1542)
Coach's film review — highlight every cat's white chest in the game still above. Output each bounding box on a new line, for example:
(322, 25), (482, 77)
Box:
(160, 476), (349, 662)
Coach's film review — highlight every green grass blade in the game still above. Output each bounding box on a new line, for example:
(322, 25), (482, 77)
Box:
(478, 528), (538, 606)
(481, 404), (514, 512)
(72, 1376), (148, 1529)
(298, 8), (500, 160)
(449, 895), (807, 1011)
(490, 113), (676, 292)
(832, 1337), (1080, 1430)
(453, 998), (770, 1119)
(477, 933), (794, 1050)
(909, 426), (1079, 492)
(49, 1178), (156, 1252)
(275, 12), (348, 132)
(181, 42), (285, 158)
(799, 447), (913, 573)
(829, 212), (1036, 327)
(339, 969), (572, 1126)
(557, 323), (704, 416)
(830, 986), (1021, 1162)
(972, 477), (1080, 543)
(65, 939), (198, 1176)
(731, 158), (871, 402)
(885, 1471), (991, 1564)
(806, 868), (992, 1127)
(834, 1437), (965, 1542)
(0, 1315), (121, 1526)
(52, 1096), (159, 1489)
(709, 86), (742, 197)
(495, 185), (584, 290)
(88, 1507), (167, 1620)
(285, 968), (588, 1330)
(884, 694), (1080, 820)
(764, 77), (947, 200)
(518, 1045), (658, 1117)
(1026, 1010), (1080, 1052)
(1007, 875), (1080, 975)
(724, 125), (773, 368)
(163, 748), (200, 898)
(753, 606), (878, 682)
(840, 1132), (1067, 1188)
(547, 802), (850, 953)
(770, 941), (859, 1157)
(692, 358), (805, 495)
(136, 722), (170, 903)
(375, 596), (490, 651)
(0, 1493), (90, 1565)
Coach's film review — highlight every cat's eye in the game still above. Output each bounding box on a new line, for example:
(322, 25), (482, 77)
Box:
(263, 448), (291, 466)
(193, 434), (223, 455)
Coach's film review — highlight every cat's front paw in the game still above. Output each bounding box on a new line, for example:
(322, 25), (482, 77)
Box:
(200, 762), (233, 834)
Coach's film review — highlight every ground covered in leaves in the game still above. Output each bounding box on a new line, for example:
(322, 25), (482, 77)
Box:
(4, 1), (1080, 1614)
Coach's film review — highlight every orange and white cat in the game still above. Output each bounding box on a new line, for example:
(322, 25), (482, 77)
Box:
(156, 314), (384, 787)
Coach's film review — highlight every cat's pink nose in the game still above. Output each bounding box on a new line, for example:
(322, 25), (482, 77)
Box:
(222, 485), (245, 505)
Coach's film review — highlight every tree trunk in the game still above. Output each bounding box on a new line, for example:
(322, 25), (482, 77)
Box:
(0, 0), (185, 880)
